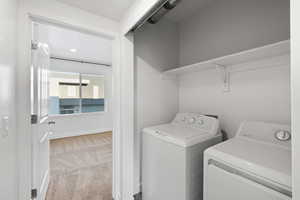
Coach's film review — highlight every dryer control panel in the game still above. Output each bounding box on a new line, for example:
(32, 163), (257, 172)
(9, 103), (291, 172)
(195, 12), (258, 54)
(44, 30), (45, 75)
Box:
(237, 121), (291, 149)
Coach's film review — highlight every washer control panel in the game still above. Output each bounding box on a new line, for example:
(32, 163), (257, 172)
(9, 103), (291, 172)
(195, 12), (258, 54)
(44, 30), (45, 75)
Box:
(172, 113), (218, 132)
(237, 121), (291, 148)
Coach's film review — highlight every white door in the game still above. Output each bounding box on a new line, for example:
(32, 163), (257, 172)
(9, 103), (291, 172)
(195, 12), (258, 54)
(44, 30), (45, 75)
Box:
(204, 160), (292, 200)
(31, 41), (51, 200)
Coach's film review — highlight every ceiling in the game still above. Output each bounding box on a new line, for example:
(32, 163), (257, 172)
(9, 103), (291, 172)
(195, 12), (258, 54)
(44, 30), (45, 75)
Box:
(37, 23), (113, 65)
(56, 0), (136, 21)
(55, 0), (212, 23)
(166, 0), (213, 22)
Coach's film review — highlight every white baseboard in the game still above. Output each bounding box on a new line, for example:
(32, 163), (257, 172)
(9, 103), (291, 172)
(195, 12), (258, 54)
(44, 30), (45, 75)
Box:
(49, 128), (113, 139)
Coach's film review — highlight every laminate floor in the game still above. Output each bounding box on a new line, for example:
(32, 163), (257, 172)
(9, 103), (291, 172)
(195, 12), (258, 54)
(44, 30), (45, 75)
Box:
(46, 132), (112, 200)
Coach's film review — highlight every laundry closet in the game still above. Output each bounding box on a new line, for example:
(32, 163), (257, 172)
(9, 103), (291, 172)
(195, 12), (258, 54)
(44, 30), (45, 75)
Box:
(133, 0), (290, 199)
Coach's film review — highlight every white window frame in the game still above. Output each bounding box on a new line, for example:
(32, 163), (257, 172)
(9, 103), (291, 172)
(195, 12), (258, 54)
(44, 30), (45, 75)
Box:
(48, 71), (107, 116)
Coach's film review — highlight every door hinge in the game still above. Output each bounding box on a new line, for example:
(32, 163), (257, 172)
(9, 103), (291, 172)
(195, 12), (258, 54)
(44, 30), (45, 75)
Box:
(31, 41), (38, 50)
(31, 114), (38, 124)
(31, 188), (37, 199)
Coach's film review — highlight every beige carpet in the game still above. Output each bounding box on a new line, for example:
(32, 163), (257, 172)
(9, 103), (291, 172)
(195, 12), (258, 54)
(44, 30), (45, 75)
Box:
(46, 132), (112, 200)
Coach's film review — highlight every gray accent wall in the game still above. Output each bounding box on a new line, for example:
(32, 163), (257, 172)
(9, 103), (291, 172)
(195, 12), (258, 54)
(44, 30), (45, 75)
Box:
(179, 0), (290, 66)
(135, 19), (180, 71)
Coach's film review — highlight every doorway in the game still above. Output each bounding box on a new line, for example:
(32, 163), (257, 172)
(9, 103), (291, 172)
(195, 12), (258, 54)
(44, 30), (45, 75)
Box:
(31, 20), (115, 200)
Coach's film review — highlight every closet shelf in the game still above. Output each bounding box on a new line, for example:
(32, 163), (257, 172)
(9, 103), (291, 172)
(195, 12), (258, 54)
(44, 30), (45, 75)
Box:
(163, 40), (290, 76)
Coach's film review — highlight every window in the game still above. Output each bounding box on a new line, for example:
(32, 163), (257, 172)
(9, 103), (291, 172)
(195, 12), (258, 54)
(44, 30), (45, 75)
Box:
(81, 74), (105, 113)
(49, 71), (105, 115)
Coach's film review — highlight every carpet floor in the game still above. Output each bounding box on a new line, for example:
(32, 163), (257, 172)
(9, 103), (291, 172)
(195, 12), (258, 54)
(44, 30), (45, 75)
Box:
(46, 132), (112, 200)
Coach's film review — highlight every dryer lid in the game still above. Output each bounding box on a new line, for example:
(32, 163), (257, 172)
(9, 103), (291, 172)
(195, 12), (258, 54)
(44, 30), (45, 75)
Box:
(205, 121), (291, 190)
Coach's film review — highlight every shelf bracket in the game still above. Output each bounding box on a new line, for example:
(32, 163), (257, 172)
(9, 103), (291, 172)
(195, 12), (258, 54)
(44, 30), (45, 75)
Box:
(215, 64), (230, 92)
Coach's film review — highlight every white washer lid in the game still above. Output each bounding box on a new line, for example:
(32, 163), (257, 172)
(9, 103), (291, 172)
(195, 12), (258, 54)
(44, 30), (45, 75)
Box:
(205, 137), (292, 190)
(143, 123), (219, 147)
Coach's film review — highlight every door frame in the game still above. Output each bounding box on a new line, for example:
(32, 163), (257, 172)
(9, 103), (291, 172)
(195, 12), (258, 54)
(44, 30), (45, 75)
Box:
(17, 13), (134, 200)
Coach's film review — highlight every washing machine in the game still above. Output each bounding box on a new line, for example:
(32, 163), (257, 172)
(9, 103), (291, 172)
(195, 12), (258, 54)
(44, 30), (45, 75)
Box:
(142, 113), (222, 200)
(204, 121), (292, 200)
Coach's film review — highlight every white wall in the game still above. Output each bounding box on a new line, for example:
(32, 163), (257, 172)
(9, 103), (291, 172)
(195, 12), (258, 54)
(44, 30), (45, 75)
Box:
(134, 19), (179, 192)
(291, 0), (300, 198)
(179, 0), (290, 66)
(0, 0), (18, 199)
(48, 59), (113, 139)
(179, 55), (291, 138)
(20, 0), (120, 33)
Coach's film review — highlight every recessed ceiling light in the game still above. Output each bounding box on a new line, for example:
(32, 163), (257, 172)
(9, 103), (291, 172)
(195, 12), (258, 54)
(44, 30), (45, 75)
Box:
(69, 48), (77, 53)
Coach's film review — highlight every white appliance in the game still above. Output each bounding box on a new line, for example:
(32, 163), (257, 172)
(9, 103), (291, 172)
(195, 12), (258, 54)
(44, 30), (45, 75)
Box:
(142, 113), (222, 200)
(204, 121), (292, 200)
